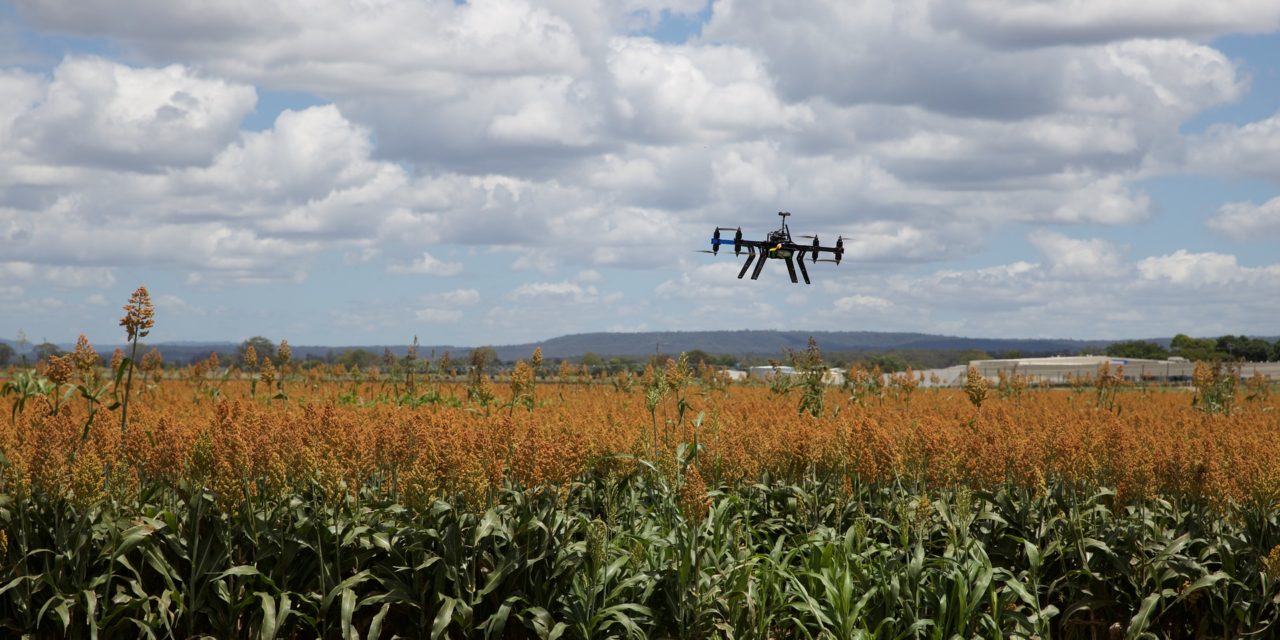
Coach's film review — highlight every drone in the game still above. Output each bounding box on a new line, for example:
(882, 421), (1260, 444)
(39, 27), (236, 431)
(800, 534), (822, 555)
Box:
(697, 212), (843, 284)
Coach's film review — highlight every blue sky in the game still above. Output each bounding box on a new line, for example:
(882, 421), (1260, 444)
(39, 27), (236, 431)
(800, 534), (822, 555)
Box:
(1, 0), (1279, 347)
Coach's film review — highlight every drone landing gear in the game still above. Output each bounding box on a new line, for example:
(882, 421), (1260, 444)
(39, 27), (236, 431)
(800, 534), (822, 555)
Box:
(737, 247), (756, 279)
(784, 256), (798, 283)
(795, 254), (810, 285)
(751, 251), (767, 280)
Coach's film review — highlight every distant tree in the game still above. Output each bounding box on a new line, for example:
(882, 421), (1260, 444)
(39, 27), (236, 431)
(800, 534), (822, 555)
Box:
(238, 336), (276, 364)
(34, 341), (65, 362)
(1106, 340), (1170, 360)
(1170, 334), (1221, 361)
(1274, 339), (1280, 362)
(683, 349), (714, 367)
(337, 349), (379, 369)
(863, 354), (909, 373)
(0, 343), (12, 366)
(605, 357), (635, 374)
(1216, 335), (1272, 362)
(955, 350), (992, 365)
(580, 352), (603, 368)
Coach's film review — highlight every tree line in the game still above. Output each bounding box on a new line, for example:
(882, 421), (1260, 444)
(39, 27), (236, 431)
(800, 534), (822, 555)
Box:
(1105, 334), (1280, 362)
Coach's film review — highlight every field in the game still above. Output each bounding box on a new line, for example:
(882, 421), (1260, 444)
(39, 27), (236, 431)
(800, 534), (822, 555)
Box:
(3, 342), (1280, 638)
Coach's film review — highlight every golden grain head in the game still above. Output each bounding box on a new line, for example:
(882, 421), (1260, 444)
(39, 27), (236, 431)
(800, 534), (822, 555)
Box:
(72, 334), (99, 376)
(119, 286), (155, 341)
(46, 354), (73, 386)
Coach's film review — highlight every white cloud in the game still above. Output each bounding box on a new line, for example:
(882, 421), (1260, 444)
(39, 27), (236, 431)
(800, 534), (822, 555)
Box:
(937, 1), (1280, 47)
(16, 0), (589, 92)
(435, 289), (481, 306)
(1136, 250), (1280, 287)
(1188, 112), (1280, 181)
(607, 38), (812, 142)
(154, 293), (205, 315)
(833, 295), (892, 311)
(510, 250), (558, 274)
(388, 252), (463, 276)
(510, 281), (599, 302)
(0, 262), (36, 280)
(415, 308), (464, 324)
(13, 57), (256, 169)
(655, 262), (756, 301)
(1028, 230), (1126, 279)
(1208, 196), (1280, 239)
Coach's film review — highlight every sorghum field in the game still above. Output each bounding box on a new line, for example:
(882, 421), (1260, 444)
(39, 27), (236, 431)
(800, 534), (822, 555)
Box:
(2, 297), (1279, 638)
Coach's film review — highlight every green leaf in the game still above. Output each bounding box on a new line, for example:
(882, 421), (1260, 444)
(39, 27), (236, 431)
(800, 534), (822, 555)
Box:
(368, 602), (391, 640)
(257, 592), (278, 640)
(431, 595), (456, 640)
(217, 565), (264, 579)
(340, 588), (357, 640)
(53, 599), (72, 631)
(83, 590), (99, 640)
(1171, 571), (1230, 606)
(1126, 592), (1161, 638)
(1023, 539), (1042, 572)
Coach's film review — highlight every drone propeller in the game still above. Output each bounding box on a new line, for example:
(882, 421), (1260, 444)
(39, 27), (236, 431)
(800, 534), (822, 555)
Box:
(694, 250), (717, 254)
(814, 259), (840, 264)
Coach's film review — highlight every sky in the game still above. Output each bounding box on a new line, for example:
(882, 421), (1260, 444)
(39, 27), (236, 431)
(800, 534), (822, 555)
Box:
(1, 0), (1279, 347)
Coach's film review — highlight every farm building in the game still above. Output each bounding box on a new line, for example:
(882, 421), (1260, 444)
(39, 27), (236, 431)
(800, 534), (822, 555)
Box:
(916, 355), (1280, 387)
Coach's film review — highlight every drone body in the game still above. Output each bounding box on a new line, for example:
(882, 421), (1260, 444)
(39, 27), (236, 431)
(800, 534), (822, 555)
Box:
(698, 212), (843, 284)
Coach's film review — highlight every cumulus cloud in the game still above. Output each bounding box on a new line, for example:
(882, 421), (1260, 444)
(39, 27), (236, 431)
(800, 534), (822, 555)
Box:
(413, 288), (480, 323)
(1028, 230), (1126, 279)
(1136, 250), (1280, 287)
(16, 0), (589, 90)
(808, 244), (1280, 338)
(435, 289), (481, 306)
(1188, 112), (1280, 181)
(154, 293), (205, 315)
(935, 0), (1280, 48)
(13, 57), (256, 169)
(387, 252), (463, 276)
(415, 308), (463, 324)
(1208, 197), (1280, 239)
(833, 295), (892, 312)
(509, 281), (603, 303)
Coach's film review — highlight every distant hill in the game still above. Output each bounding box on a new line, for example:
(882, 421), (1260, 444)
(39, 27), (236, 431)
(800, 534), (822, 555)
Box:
(4, 332), (1276, 366)
(485, 330), (1111, 361)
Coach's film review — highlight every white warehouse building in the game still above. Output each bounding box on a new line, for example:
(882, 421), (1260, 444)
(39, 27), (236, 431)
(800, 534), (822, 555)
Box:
(918, 355), (1280, 387)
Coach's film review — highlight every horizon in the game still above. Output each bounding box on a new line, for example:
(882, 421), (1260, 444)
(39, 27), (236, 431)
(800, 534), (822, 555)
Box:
(3, 2), (1279, 345)
(10, 327), (1274, 353)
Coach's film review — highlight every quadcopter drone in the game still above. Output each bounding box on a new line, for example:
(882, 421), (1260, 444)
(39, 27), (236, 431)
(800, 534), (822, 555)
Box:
(697, 212), (843, 284)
